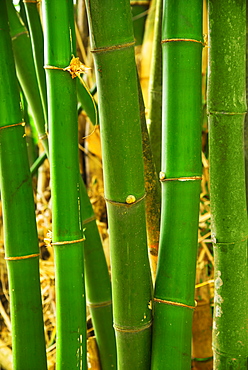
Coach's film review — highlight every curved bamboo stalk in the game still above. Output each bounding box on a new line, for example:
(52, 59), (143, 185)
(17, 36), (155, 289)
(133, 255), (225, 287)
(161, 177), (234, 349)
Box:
(42, 1), (87, 367)
(6, 0), (49, 154)
(151, 1), (203, 368)
(208, 1), (248, 368)
(23, 0), (48, 121)
(0, 1), (47, 368)
(85, 1), (153, 368)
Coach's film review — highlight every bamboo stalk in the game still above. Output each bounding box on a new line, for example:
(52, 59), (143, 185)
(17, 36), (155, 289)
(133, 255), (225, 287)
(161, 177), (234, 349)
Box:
(22, 1), (116, 365)
(131, 0), (150, 46)
(42, 1), (87, 367)
(0, 1), (47, 368)
(208, 1), (248, 368)
(6, 0), (49, 154)
(151, 1), (203, 368)
(85, 1), (153, 368)
(138, 79), (160, 280)
(147, 0), (162, 177)
(23, 0), (48, 121)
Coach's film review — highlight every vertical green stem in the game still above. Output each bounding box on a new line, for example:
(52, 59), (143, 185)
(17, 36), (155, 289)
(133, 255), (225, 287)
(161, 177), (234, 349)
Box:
(6, 0), (49, 154)
(85, 1), (153, 368)
(0, 1), (47, 368)
(151, 1), (203, 368)
(43, 1), (87, 368)
(208, 1), (248, 368)
(147, 0), (163, 177)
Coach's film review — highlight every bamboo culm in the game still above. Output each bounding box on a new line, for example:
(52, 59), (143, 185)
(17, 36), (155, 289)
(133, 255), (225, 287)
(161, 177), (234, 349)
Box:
(6, 0), (49, 154)
(151, 1), (203, 368)
(0, 1), (47, 368)
(43, 0), (87, 367)
(22, 2), (116, 366)
(208, 1), (248, 368)
(85, 0), (153, 368)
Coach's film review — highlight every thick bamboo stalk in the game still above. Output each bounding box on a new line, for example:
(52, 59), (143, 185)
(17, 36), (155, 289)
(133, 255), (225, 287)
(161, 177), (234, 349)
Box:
(6, 0), (49, 154)
(151, 1), (203, 368)
(42, 1), (87, 368)
(0, 1), (47, 368)
(85, 1), (153, 368)
(208, 1), (248, 368)
(147, 0), (162, 177)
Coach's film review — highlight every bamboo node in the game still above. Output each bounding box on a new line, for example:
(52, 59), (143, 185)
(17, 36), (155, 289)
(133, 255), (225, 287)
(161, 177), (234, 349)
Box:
(130, 1), (150, 5)
(154, 297), (197, 310)
(0, 122), (25, 130)
(91, 41), (136, 54)
(12, 31), (29, 41)
(87, 300), (112, 308)
(161, 38), (205, 46)
(51, 237), (85, 247)
(5, 253), (40, 261)
(23, 0), (41, 2)
(44, 231), (85, 247)
(105, 193), (146, 207)
(44, 56), (91, 79)
(160, 174), (202, 182)
(38, 132), (48, 141)
(207, 110), (246, 116)
(114, 320), (152, 333)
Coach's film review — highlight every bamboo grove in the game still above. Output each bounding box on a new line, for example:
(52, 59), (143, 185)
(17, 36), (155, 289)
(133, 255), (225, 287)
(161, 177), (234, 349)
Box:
(0, 0), (247, 369)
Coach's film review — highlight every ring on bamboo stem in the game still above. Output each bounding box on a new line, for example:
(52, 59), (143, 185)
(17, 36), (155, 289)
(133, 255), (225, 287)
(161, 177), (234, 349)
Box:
(159, 173), (202, 182)
(5, 253), (40, 261)
(105, 192), (146, 207)
(87, 300), (112, 308)
(114, 320), (152, 333)
(91, 41), (135, 54)
(12, 31), (29, 41)
(130, 1), (150, 5)
(212, 235), (248, 245)
(83, 215), (96, 225)
(23, 0), (40, 2)
(161, 38), (205, 46)
(207, 110), (247, 116)
(0, 122), (25, 130)
(51, 237), (85, 246)
(153, 297), (197, 310)
(44, 57), (91, 79)
(38, 132), (48, 141)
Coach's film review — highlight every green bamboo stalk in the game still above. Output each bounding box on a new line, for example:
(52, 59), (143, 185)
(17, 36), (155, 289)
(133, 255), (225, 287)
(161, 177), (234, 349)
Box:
(23, 0), (48, 121)
(30, 151), (47, 175)
(85, 1), (153, 368)
(0, 1), (47, 368)
(6, 0), (49, 154)
(42, 1), (87, 368)
(67, 5), (117, 367)
(137, 79), (161, 280)
(208, 1), (248, 368)
(131, 0), (150, 46)
(22, 0), (116, 365)
(151, 1), (203, 368)
(81, 200), (117, 370)
(147, 0), (162, 177)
